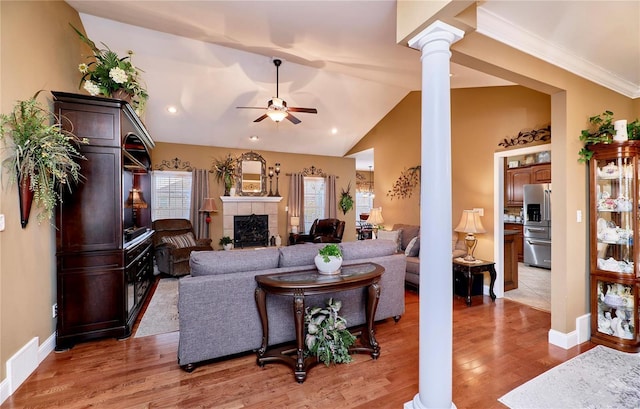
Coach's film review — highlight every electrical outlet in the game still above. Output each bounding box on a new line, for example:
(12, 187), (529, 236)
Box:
(0, 214), (5, 231)
(473, 208), (484, 217)
(52, 303), (58, 318)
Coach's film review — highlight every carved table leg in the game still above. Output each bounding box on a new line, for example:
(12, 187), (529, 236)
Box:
(363, 282), (381, 359)
(255, 286), (268, 363)
(293, 290), (307, 383)
(488, 264), (497, 301)
(466, 269), (473, 306)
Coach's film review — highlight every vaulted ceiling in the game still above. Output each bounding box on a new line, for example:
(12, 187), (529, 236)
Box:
(65, 1), (639, 169)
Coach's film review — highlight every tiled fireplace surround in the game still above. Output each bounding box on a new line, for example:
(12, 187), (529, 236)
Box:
(220, 196), (283, 242)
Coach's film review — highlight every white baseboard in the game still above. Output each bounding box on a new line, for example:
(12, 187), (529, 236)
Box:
(0, 332), (55, 405)
(548, 313), (591, 349)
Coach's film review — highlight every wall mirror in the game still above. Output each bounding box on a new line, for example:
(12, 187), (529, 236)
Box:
(236, 151), (267, 196)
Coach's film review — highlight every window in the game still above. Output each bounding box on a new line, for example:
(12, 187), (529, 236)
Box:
(151, 171), (192, 220)
(355, 191), (374, 222)
(303, 177), (325, 232)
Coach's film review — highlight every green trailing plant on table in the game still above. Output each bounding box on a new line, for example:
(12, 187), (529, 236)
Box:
(304, 297), (356, 366)
(0, 91), (88, 225)
(318, 243), (342, 263)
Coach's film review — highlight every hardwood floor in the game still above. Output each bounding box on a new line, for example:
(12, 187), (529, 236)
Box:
(1, 289), (595, 409)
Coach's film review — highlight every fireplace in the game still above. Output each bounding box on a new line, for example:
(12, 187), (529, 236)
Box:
(234, 214), (269, 248)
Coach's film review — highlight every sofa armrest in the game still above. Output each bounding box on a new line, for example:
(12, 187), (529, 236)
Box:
(154, 244), (176, 275)
(195, 238), (212, 248)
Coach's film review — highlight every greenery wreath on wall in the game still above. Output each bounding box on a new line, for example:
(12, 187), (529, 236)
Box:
(339, 181), (354, 214)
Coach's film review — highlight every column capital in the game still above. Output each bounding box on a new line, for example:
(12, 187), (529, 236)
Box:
(408, 20), (465, 51)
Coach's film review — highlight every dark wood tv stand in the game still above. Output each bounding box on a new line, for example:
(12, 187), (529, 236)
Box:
(53, 92), (155, 350)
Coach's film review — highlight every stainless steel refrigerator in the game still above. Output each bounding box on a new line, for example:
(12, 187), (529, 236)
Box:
(523, 183), (551, 269)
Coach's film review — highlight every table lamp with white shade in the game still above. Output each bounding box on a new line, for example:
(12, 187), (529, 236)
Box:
(290, 216), (300, 234)
(368, 207), (384, 239)
(454, 209), (486, 261)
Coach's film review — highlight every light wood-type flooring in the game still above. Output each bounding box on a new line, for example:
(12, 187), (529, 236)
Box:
(1, 285), (595, 409)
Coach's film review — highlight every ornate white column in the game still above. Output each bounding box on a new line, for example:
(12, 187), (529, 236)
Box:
(404, 21), (464, 409)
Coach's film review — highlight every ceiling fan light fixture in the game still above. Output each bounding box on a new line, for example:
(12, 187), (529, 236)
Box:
(266, 109), (288, 122)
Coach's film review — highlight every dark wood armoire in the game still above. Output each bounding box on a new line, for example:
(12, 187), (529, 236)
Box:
(52, 91), (155, 350)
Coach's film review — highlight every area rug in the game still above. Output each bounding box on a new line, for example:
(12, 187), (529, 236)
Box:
(134, 278), (179, 338)
(498, 345), (640, 408)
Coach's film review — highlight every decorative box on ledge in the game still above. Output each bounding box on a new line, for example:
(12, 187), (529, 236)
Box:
(221, 196), (283, 241)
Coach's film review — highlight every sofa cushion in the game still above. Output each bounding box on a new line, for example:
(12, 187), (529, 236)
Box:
(392, 224), (420, 250)
(278, 243), (325, 267)
(162, 232), (197, 249)
(190, 247), (280, 276)
(405, 236), (420, 257)
(340, 240), (396, 261)
(377, 229), (402, 252)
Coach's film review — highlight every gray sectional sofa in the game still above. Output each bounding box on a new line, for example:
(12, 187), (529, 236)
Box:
(178, 240), (406, 370)
(390, 224), (466, 288)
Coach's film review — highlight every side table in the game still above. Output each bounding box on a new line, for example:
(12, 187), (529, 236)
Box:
(254, 263), (384, 383)
(452, 259), (497, 306)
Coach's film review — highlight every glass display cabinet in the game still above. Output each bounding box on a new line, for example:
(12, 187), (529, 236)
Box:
(589, 141), (640, 352)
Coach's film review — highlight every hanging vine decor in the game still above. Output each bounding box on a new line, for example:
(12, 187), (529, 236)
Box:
(498, 125), (551, 148)
(339, 181), (354, 215)
(154, 157), (193, 171)
(387, 165), (421, 200)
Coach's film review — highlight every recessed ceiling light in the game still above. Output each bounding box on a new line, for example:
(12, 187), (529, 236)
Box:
(167, 106), (178, 114)
(331, 128), (338, 134)
(249, 135), (259, 141)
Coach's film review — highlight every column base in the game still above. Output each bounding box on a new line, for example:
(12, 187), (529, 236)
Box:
(404, 394), (457, 409)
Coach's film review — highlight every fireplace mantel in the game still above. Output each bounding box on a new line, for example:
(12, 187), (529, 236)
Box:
(220, 196), (283, 203)
(221, 196), (283, 242)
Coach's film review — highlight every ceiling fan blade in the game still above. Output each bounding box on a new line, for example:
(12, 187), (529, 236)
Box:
(288, 107), (318, 114)
(254, 114), (269, 122)
(237, 106), (266, 109)
(286, 113), (301, 124)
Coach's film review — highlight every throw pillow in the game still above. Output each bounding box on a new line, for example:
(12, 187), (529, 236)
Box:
(405, 236), (420, 257)
(161, 232), (197, 249)
(377, 229), (402, 252)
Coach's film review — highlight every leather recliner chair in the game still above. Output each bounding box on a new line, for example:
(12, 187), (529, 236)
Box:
(152, 218), (212, 277)
(294, 218), (346, 244)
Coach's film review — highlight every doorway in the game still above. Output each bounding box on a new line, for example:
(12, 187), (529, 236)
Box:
(493, 143), (551, 311)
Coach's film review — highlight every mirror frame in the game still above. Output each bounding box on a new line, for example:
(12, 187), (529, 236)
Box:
(236, 151), (267, 196)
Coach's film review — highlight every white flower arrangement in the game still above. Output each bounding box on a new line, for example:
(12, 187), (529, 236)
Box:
(71, 24), (148, 115)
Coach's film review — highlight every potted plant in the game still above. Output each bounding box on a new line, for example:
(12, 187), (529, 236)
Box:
(71, 24), (148, 115)
(219, 236), (233, 250)
(578, 111), (640, 163)
(315, 243), (343, 274)
(304, 297), (356, 366)
(339, 181), (354, 215)
(0, 91), (88, 227)
(212, 154), (236, 196)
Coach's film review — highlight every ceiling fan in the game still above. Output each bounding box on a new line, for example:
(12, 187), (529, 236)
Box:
(237, 58), (318, 124)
